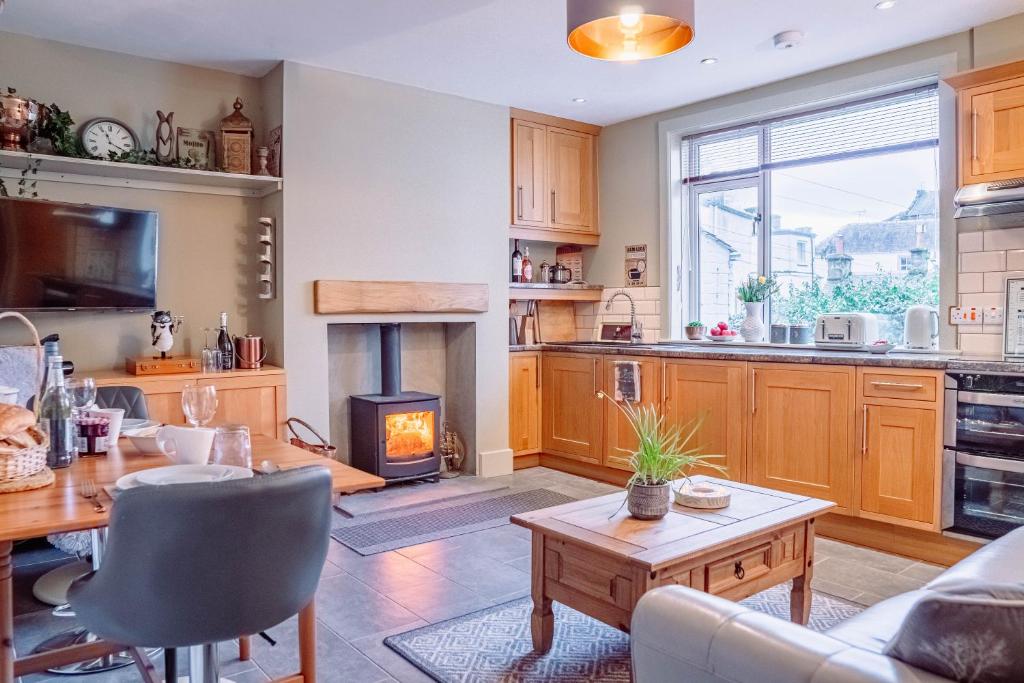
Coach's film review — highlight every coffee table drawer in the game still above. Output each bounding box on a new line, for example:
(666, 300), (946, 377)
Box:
(706, 542), (772, 595)
(544, 538), (633, 610)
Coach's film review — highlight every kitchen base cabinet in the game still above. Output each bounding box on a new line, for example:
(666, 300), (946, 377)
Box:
(749, 365), (854, 511)
(542, 354), (603, 464)
(663, 360), (747, 480)
(510, 352), (542, 455)
(603, 357), (660, 471)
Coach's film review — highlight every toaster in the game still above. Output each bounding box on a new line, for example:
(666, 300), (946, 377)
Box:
(814, 313), (879, 348)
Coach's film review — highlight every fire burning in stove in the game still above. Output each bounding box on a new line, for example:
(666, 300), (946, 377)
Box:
(385, 410), (435, 459)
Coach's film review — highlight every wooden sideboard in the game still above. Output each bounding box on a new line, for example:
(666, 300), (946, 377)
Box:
(92, 365), (287, 440)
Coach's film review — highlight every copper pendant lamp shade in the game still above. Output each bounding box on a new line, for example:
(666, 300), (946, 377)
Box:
(567, 0), (695, 61)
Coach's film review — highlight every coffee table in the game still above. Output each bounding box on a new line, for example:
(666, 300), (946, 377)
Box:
(511, 476), (834, 652)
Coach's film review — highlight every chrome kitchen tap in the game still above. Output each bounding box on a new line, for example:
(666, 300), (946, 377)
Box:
(606, 290), (643, 343)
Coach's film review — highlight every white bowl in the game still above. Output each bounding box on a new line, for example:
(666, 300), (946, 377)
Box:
(126, 434), (162, 455)
(868, 343), (895, 354)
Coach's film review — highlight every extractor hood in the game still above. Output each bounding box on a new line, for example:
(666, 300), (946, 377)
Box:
(954, 177), (1024, 230)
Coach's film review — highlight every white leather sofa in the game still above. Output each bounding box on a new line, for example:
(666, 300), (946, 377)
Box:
(631, 528), (1024, 682)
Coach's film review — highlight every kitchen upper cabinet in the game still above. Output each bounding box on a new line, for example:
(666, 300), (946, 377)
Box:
(749, 365), (854, 510)
(860, 403), (937, 527)
(509, 352), (542, 455)
(509, 111), (599, 243)
(947, 62), (1024, 185)
(663, 360), (747, 480)
(603, 357), (661, 471)
(546, 128), (595, 231)
(543, 353), (603, 464)
(512, 120), (547, 227)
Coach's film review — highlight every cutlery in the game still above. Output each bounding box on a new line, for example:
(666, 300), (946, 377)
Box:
(80, 479), (106, 513)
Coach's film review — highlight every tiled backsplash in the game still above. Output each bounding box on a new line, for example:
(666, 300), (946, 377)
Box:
(574, 287), (661, 342)
(957, 227), (1024, 355)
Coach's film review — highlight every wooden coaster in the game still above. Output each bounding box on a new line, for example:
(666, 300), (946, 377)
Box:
(0, 467), (55, 493)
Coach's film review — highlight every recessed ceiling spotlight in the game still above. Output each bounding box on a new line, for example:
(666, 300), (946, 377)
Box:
(700, 57), (718, 65)
(773, 30), (804, 50)
(874, 0), (897, 9)
(572, 97), (588, 103)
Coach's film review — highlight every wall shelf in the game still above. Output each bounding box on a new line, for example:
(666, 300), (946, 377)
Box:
(509, 225), (599, 246)
(509, 284), (603, 302)
(0, 149), (282, 198)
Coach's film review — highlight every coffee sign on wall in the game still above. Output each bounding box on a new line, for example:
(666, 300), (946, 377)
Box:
(625, 244), (647, 287)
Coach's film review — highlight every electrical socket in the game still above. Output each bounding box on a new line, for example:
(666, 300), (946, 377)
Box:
(950, 306), (983, 325)
(984, 306), (1004, 325)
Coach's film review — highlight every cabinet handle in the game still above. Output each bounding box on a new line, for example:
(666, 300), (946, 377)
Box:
(734, 561), (745, 580)
(551, 190), (556, 223)
(971, 110), (979, 160)
(750, 369), (757, 414)
(861, 405), (868, 456)
(870, 381), (924, 390)
(517, 186), (523, 219)
(593, 358), (599, 395)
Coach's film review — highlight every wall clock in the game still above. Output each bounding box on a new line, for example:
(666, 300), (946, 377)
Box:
(79, 118), (139, 159)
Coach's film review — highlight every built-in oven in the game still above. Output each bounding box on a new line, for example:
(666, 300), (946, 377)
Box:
(943, 372), (1024, 539)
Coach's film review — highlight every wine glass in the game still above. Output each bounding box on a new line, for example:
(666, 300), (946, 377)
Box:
(66, 376), (96, 421)
(182, 384), (217, 428)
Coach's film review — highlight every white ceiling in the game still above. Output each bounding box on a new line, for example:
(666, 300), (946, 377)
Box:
(2, 0), (1023, 125)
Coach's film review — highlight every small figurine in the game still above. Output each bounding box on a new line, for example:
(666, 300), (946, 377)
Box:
(150, 310), (183, 359)
(155, 110), (175, 163)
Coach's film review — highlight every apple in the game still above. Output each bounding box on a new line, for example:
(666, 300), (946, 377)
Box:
(709, 327), (721, 336)
(725, 330), (737, 336)
(717, 321), (728, 330)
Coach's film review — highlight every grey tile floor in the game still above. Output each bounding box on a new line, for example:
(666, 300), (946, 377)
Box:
(12, 467), (944, 682)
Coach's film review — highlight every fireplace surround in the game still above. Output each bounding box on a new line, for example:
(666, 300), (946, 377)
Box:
(349, 324), (442, 483)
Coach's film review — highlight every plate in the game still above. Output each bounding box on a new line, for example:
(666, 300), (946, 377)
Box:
(115, 471), (144, 491)
(121, 419), (160, 434)
(135, 464), (253, 487)
(705, 335), (739, 342)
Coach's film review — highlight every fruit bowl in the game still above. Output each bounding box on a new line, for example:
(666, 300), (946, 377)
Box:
(868, 342), (895, 354)
(705, 334), (739, 342)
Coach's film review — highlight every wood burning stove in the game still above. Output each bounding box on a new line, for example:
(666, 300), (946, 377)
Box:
(349, 324), (441, 483)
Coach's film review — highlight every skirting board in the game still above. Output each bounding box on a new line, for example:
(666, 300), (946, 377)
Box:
(477, 448), (514, 478)
(314, 280), (489, 314)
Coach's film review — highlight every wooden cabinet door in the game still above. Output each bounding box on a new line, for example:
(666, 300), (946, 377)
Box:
(860, 403), (937, 526)
(512, 120), (547, 226)
(144, 392), (187, 426)
(749, 365), (853, 509)
(965, 80), (1024, 183)
(603, 357), (660, 471)
(546, 128), (594, 231)
(663, 360), (746, 480)
(509, 352), (541, 454)
(211, 386), (281, 439)
(542, 354), (602, 463)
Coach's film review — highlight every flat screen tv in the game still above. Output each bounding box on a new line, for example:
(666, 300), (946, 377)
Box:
(0, 197), (158, 311)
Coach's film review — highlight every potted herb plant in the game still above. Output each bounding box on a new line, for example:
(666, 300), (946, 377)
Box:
(598, 392), (725, 520)
(736, 274), (780, 342)
(684, 320), (706, 340)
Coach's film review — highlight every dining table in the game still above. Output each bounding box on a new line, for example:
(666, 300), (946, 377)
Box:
(0, 434), (385, 683)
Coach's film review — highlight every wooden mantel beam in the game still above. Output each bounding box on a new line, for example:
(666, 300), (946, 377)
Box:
(313, 280), (489, 314)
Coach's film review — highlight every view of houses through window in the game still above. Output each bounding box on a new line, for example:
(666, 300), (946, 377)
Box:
(685, 87), (940, 342)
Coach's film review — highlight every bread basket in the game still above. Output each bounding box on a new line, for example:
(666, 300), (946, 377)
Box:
(0, 312), (48, 482)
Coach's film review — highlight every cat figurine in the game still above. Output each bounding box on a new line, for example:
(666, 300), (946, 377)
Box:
(151, 310), (182, 359)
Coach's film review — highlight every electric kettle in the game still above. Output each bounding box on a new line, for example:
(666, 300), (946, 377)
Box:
(904, 305), (939, 350)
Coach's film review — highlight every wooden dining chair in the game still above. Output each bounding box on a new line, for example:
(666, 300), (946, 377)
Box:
(67, 466), (332, 682)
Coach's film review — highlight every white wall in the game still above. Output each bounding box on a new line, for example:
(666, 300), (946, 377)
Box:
(277, 62), (511, 475)
(0, 32), (269, 370)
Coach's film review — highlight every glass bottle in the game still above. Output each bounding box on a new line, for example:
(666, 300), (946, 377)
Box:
(40, 355), (75, 469)
(217, 312), (234, 371)
(522, 246), (533, 283)
(511, 240), (523, 283)
(39, 340), (60, 401)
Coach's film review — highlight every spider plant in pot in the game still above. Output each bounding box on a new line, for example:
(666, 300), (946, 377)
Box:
(598, 392), (725, 520)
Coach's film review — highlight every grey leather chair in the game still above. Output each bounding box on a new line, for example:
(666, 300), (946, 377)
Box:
(95, 386), (150, 419)
(68, 466), (333, 682)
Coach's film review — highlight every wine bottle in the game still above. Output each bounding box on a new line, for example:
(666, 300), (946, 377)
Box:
(522, 246), (533, 283)
(511, 240), (523, 283)
(40, 355), (74, 469)
(218, 312), (235, 371)
(39, 340), (60, 401)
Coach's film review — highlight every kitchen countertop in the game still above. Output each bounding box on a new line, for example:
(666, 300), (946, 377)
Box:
(509, 342), (971, 370)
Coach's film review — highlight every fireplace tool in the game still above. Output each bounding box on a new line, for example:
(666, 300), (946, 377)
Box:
(439, 421), (464, 478)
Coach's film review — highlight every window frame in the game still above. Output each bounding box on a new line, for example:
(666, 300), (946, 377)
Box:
(672, 84), (944, 336)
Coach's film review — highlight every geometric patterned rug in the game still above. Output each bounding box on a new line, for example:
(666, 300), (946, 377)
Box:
(385, 584), (865, 682)
(331, 488), (577, 555)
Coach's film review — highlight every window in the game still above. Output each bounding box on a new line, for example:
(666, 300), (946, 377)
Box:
(681, 86), (939, 340)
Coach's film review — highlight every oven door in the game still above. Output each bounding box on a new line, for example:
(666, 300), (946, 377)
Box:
(954, 391), (1024, 458)
(946, 450), (1024, 539)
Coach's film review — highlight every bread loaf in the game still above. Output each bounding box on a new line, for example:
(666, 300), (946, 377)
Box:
(0, 405), (35, 439)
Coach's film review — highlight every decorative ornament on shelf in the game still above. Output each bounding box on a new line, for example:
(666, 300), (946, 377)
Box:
(267, 125), (282, 177)
(150, 310), (184, 360)
(79, 117), (139, 159)
(155, 110), (175, 163)
(0, 88), (38, 151)
(736, 274), (780, 343)
(175, 127), (215, 170)
(220, 97), (253, 174)
(597, 391), (725, 520)
(255, 146), (270, 176)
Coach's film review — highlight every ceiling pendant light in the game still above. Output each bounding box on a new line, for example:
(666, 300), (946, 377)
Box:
(567, 0), (695, 62)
